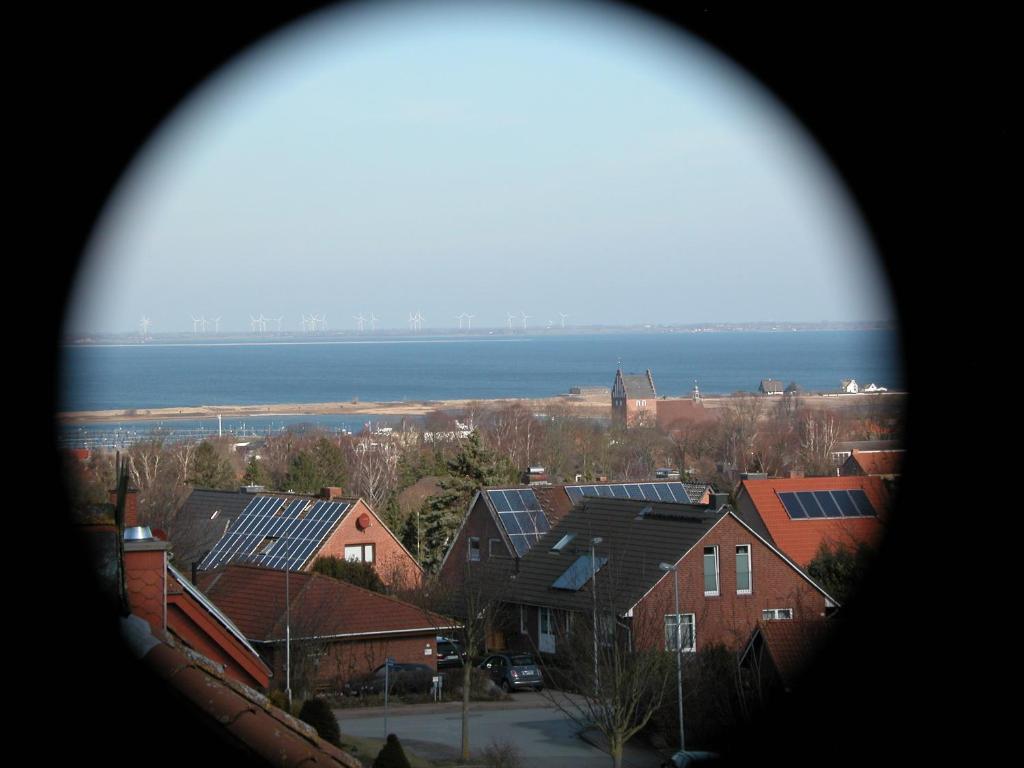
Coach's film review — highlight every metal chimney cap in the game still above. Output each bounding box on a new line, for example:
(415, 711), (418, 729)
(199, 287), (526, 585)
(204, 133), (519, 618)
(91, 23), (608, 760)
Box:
(124, 526), (154, 541)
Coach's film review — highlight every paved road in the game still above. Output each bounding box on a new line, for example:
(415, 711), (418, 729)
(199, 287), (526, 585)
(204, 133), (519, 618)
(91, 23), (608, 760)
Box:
(334, 693), (665, 767)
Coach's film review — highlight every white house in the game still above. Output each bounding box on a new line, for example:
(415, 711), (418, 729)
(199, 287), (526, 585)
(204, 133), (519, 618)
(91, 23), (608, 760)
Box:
(840, 379), (859, 394)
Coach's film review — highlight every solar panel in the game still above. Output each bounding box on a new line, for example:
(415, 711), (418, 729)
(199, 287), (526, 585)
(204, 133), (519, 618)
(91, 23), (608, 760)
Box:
(489, 489), (552, 556)
(565, 482), (704, 507)
(488, 490), (512, 513)
(566, 487), (584, 503)
(814, 491), (843, 518)
(848, 489), (877, 517)
(552, 555), (609, 591)
(778, 488), (878, 519)
(796, 492), (826, 518)
(831, 491), (859, 517)
(778, 492), (807, 519)
(199, 496), (351, 571)
(640, 484), (661, 501)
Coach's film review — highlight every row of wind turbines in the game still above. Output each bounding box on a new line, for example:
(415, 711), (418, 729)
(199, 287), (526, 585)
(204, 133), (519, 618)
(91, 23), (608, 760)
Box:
(139, 311), (571, 336)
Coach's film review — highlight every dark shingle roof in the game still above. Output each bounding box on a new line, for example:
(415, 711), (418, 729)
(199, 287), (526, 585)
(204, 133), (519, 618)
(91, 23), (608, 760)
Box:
(509, 498), (722, 615)
(620, 371), (656, 398)
(174, 489), (256, 567)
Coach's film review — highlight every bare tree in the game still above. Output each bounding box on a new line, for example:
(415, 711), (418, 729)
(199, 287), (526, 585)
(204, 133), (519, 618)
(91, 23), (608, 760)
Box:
(344, 434), (400, 511)
(798, 411), (842, 476)
(537, 601), (672, 768)
(411, 562), (513, 761)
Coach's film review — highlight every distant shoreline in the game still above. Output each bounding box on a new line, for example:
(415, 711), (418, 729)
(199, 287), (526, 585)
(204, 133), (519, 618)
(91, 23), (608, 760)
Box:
(61, 323), (898, 347)
(56, 390), (906, 426)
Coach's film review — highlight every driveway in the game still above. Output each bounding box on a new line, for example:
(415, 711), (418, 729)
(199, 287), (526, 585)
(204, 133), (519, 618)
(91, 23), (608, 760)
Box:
(334, 692), (665, 767)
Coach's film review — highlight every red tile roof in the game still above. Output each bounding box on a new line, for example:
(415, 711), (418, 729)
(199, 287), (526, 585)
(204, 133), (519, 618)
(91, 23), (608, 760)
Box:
(141, 630), (359, 767)
(738, 476), (891, 566)
(757, 620), (833, 690)
(849, 449), (903, 476)
(198, 564), (456, 642)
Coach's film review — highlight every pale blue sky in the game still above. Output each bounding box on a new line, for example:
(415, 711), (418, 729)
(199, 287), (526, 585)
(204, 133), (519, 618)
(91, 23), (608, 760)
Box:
(67, 0), (893, 335)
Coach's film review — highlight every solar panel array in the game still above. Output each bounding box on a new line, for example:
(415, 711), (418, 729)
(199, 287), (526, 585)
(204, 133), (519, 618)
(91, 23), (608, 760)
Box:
(486, 489), (551, 557)
(552, 554), (609, 591)
(777, 490), (877, 519)
(566, 482), (701, 505)
(199, 495), (351, 571)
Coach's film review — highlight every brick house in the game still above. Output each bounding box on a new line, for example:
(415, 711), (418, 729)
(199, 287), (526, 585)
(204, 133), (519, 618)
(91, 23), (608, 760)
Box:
(437, 481), (714, 599)
(105, 488), (273, 689)
(198, 565), (457, 693)
(501, 497), (835, 657)
(732, 476), (892, 567)
(82, 515), (358, 766)
(612, 368), (657, 426)
(194, 488), (423, 590)
(840, 449), (904, 479)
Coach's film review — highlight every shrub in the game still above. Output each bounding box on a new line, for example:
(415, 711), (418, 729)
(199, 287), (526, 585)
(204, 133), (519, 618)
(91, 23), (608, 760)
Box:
(312, 555), (386, 593)
(298, 697), (341, 747)
(373, 733), (412, 768)
(481, 738), (523, 768)
(443, 666), (503, 701)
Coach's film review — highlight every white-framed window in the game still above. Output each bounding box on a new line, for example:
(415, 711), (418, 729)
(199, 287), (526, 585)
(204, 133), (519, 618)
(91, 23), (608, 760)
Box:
(704, 545), (719, 596)
(344, 544), (374, 563)
(736, 544), (752, 594)
(539, 606), (555, 653)
(468, 537), (481, 562)
(489, 538), (504, 557)
(762, 608), (793, 620)
(256, 536), (279, 555)
(664, 613), (696, 652)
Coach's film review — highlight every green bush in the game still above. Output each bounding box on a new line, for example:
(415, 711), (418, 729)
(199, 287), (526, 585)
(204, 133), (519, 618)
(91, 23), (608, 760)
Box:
(298, 697), (341, 747)
(373, 733), (412, 768)
(312, 555), (386, 593)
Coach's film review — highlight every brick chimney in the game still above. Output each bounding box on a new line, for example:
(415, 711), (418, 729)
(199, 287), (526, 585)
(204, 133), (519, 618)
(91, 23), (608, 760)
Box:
(321, 486), (344, 500)
(123, 536), (170, 638)
(789, 469), (805, 479)
(109, 487), (139, 528)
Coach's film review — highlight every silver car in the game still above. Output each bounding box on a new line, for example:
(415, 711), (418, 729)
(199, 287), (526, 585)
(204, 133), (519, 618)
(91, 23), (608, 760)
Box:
(479, 652), (544, 692)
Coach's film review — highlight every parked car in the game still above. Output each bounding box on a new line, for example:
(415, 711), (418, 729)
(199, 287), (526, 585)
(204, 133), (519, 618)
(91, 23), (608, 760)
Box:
(436, 638), (468, 669)
(478, 652), (543, 692)
(661, 751), (722, 768)
(342, 662), (434, 696)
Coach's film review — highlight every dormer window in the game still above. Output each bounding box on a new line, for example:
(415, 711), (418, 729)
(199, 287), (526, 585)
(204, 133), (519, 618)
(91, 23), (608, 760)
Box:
(256, 536), (279, 555)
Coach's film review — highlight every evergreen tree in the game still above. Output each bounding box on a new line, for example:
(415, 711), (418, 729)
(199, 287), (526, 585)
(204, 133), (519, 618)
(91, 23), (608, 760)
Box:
(419, 431), (516, 570)
(189, 441), (237, 489)
(243, 456), (266, 486)
(286, 450), (320, 493)
(372, 734), (411, 768)
(807, 540), (875, 604)
(311, 436), (346, 488)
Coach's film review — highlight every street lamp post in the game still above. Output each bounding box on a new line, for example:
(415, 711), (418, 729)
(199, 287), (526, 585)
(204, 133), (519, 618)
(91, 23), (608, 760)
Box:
(591, 536), (603, 697)
(659, 561), (685, 752)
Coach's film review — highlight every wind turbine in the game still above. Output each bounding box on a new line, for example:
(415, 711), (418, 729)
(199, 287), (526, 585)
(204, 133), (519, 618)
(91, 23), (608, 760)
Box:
(455, 312), (466, 330)
(559, 312), (569, 329)
(210, 316), (221, 333)
(506, 312), (515, 330)
(354, 313), (366, 332)
(192, 315), (204, 334)
(272, 316), (283, 333)
(408, 312), (416, 331)
(465, 314), (474, 331)
(414, 311), (424, 331)
(520, 311), (530, 330)
(250, 315), (261, 333)
(139, 316), (151, 338)
(369, 313), (378, 331)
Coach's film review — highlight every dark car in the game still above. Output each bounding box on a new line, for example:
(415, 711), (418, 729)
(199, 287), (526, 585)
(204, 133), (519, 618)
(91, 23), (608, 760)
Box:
(478, 652), (543, 692)
(436, 638), (468, 669)
(342, 662), (434, 696)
